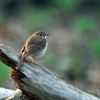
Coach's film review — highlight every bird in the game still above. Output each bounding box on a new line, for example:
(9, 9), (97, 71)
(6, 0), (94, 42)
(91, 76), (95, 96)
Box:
(16, 31), (49, 69)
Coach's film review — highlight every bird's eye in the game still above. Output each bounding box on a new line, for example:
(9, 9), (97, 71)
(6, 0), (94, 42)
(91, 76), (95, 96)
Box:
(39, 34), (42, 36)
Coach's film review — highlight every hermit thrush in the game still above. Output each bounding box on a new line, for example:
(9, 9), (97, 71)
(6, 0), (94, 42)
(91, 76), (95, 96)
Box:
(16, 31), (49, 69)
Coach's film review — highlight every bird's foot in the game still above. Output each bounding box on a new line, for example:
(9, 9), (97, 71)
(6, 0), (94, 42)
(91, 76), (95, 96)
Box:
(15, 64), (20, 70)
(32, 59), (43, 67)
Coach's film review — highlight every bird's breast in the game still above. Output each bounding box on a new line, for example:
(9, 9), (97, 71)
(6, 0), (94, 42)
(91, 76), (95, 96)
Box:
(37, 40), (48, 58)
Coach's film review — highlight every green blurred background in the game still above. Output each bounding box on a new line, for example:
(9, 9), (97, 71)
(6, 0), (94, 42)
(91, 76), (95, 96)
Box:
(0, 0), (100, 97)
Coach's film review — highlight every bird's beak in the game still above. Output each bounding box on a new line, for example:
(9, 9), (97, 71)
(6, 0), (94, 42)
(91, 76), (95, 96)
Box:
(45, 33), (49, 35)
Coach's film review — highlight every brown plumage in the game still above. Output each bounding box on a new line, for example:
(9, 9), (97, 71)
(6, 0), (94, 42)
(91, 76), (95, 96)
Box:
(16, 31), (48, 69)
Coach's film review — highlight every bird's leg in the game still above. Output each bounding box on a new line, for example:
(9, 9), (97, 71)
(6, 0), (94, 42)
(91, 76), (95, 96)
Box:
(16, 59), (23, 69)
(16, 57), (24, 69)
(16, 52), (27, 69)
(32, 58), (43, 67)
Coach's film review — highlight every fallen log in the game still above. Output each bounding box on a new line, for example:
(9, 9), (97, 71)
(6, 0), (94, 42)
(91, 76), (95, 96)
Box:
(0, 44), (100, 100)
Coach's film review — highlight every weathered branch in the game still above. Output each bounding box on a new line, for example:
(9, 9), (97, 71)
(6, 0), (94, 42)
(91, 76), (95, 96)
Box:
(0, 44), (100, 100)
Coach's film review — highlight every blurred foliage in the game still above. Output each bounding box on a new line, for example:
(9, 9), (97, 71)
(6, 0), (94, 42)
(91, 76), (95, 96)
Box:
(66, 53), (85, 81)
(0, 12), (5, 25)
(78, 0), (100, 13)
(30, 0), (55, 8)
(56, 0), (76, 11)
(20, 8), (52, 28)
(73, 17), (96, 32)
(90, 39), (100, 56)
(42, 51), (56, 66)
(71, 54), (82, 74)
(0, 61), (11, 86)
(58, 58), (71, 73)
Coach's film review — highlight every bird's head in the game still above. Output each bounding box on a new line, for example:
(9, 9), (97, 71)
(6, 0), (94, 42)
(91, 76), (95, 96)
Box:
(34, 31), (49, 39)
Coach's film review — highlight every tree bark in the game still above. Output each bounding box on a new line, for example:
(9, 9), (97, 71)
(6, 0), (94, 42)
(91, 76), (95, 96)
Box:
(0, 44), (100, 100)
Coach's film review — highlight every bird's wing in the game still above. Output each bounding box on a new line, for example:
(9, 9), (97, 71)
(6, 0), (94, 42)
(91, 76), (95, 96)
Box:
(20, 43), (27, 59)
(26, 44), (43, 56)
(21, 45), (25, 54)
